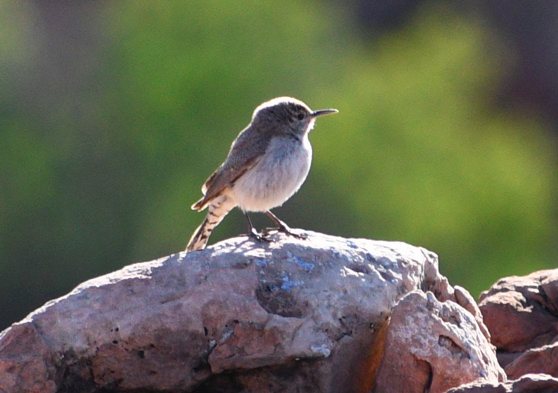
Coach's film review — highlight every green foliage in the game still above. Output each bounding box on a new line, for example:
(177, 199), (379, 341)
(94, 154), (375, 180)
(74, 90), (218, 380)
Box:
(0, 1), (556, 328)
(309, 8), (558, 294)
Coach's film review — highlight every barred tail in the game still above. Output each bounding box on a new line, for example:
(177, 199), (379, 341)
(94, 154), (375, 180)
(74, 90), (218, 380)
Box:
(186, 216), (212, 252)
(186, 195), (236, 252)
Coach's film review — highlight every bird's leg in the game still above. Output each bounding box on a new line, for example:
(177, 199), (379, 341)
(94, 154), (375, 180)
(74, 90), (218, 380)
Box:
(243, 212), (270, 242)
(264, 210), (307, 239)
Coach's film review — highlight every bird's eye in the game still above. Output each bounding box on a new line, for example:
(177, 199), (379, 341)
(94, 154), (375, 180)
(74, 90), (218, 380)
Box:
(297, 113), (304, 121)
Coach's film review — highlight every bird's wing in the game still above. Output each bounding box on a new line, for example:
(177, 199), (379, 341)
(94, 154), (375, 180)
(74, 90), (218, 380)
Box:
(191, 128), (270, 211)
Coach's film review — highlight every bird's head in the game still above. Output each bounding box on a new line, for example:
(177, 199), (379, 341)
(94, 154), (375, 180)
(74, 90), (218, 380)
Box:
(252, 96), (338, 137)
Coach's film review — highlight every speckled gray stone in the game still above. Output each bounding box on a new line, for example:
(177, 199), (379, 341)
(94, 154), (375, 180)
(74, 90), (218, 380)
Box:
(0, 230), (494, 393)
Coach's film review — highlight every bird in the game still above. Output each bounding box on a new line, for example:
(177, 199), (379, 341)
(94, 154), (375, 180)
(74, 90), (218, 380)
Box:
(186, 96), (338, 252)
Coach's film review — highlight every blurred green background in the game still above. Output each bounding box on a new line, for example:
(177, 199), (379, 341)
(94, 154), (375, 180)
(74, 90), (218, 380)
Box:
(1, 0), (557, 330)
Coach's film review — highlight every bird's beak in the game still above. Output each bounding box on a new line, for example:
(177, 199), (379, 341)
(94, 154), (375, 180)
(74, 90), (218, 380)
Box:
(312, 109), (339, 118)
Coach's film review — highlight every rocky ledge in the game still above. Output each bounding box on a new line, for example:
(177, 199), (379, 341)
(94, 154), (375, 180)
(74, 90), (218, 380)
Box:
(0, 231), (507, 392)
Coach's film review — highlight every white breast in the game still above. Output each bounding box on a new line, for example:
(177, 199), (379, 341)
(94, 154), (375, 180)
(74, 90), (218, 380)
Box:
(232, 135), (312, 212)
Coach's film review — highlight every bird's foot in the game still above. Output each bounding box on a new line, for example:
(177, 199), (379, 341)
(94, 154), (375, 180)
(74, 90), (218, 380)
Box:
(263, 225), (308, 240)
(248, 228), (272, 243)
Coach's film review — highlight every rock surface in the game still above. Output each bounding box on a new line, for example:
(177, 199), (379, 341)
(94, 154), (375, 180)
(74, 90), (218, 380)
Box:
(479, 269), (558, 379)
(374, 291), (504, 393)
(0, 231), (501, 393)
(446, 373), (558, 393)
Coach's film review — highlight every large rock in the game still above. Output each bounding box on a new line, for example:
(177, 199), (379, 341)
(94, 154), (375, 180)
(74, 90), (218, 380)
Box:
(374, 291), (504, 393)
(479, 269), (558, 378)
(0, 231), (502, 393)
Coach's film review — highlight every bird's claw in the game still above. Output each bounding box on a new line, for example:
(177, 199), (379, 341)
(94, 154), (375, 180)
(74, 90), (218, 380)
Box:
(263, 226), (308, 240)
(248, 229), (272, 243)
(290, 231), (308, 240)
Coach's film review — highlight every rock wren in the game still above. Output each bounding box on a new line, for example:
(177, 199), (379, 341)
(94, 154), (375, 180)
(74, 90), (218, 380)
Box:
(186, 96), (338, 252)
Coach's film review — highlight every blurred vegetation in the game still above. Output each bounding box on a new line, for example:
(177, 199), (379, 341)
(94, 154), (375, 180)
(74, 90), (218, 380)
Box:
(0, 0), (556, 330)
